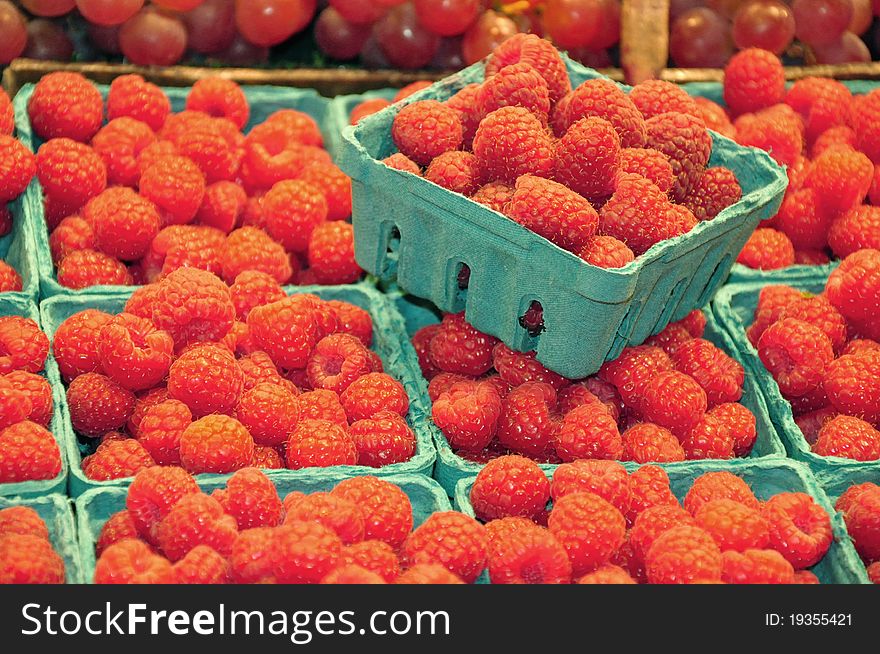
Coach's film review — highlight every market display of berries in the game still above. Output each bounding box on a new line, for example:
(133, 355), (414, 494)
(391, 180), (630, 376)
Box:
(0, 88), (30, 293)
(0, 505), (65, 583)
(25, 71), (362, 289)
(52, 274), (418, 480)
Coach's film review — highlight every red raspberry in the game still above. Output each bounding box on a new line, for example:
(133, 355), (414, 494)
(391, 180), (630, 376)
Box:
(307, 221), (362, 285)
(286, 418), (356, 469)
(155, 493), (237, 562)
(94, 538), (173, 584)
(391, 100), (463, 168)
(238, 350), (286, 391)
(496, 381), (557, 459)
(554, 116), (621, 202)
(774, 188), (833, 252)
(556, 381), (616, 418)
(262, 109), (323, 148)
(228, 527), (277, 583)
(126, 466), (200, 544)
(27, 71), (103, 142)
(428, 372), (469, 402)
(261, 179), (327, 253)
(151, 267), (235, 347)
(747, 284), (804, 345)
(107, 74), (170, 132)
(479, 62), (551, 123)
(0, 316), (47, 376)
(382, 152), (421, 174)
(627, 465), (678, 524)
(395, 563), (464, 584)
(554, 402), (623, 461)
(339, 372), (407, 422)
(849, 88), (880, 163)
(239, 136), (301, 194)
(617, 147), (674, 195)
(0, 136), (35, 203)
(471, 182), (513, 213)
(723, 48), (785, 116)
(667, 204), (698, 237)
(51, 309), (112, 382)
(758, 318), (834, 398)
(812, 125), (856, 157)
(173, 545), (230, 584)
(0, 89), (11, 135)
(786, 77), (852, 145)
(350, 411), (416, 467)
(813, 415), (880, 460)
(491, 344), (567, 390)
(343, 541), (400, 582)
(91, 118), (156, 188)
(721, 548), (795, 584)
(471, 455), (550, 522)
(174, 123), (243, 185)
(0, 378), (31, 430)
(598, 344), (673, 409)
(671, 338), (744, 407)
(96, 313), (173, 392)
(826, 249), (880, 332)
(251, 446), (284, 469)
(550, 460), (631, 515)
(49, 216), (95, 265)
(424, 150), (479, 196)
(869, 562), (880, 583)
(680, 414), (736, 460)
(136, 399), (192, 466)
(298, 163), (352, 222)
(139, 155), (206, 226)
(306, 333), (371, 393)
(795, 249), (830, 265)
(195, 181), (247, 233)
(694, 498), (771, 552)
(186, 77), (249, 129)
(284, 492), (364, 545)
(326, 300), (372, 348)
(779, 295), (847, 354)
(645, 525), (723, 584)
(645, 112), (712, 202)
(403, 512), (487, 582)
(639, 370), (707, 436)
(168, 344), (243, 417)
(485, 34), (571, 103)
(0, 506), (49, 539)
(96, 511), (139, 556)
(628, 504), (695, 567)
(228, 271), (285, 321)
(577, 564), (637, 584)
(298, 389), (347, 425)
(829, 205), (880, 259)
(622, 423), (686, 463)
(763, 492), (832, 568)
(805, 146), (873, 216)
(709, 403), (758, 456)
(488, 523), (572, 584)
(507, 174), (598, 253)
(85, 438), (155, 481)
(0, 421), (61, 483)
(599, 174), (676, 256)
(332, 476), (413, 549)
(57, 249), (132, 289)
(795, 406), (837, 445)
(179, 414), (254, 474)
(824, 350), (880, 421)
(472, 107), (554, 185)
(837, 484), (880, 562)
(561, 79), (646, 148)
(548, 491), (626, 576)
(36, 138), (107, 216)
(577, 235), (635, 269)
(684, 472), (759, 515)
(66, 373), (135, 437)
(221, 226), (291, 285)
(432, 381), (501, 452)
(629, 79), (700, 120)
(734, 105), (805, 168)
(0, 533), (65, 584)
(321, 565), (385, 584)
(428, 312), (497, 376)
(693, 96), (736, 138)
(235, 382), (300, 447)
(445, 83), (482, 148)
(0, 260), (20, 294)
(683, 166), (743, 222)
(142, 224), (226, 281)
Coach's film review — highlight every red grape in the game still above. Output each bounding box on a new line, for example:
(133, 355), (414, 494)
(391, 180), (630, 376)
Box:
(414, 0), (481, 37)
(75, 0), (144, 26)
(235, 0), (317, 47)
(25, 18), (74, 60)
(543, 0), (602, 49)
(793, 0), (853, 46)
(183, 0), (236, 54)
(315, 6), (371, 60)
(670, 0), (703, 20)
(461, 9), (518, 65)
(21, 0), (75, 17)
(329, 0), (387, 24)
(152, 0), (206, 10)
(373, 3), (440, 69)
(87, 22), (121, 53)
(359, 32), (391, 68)
(119, 7), (188, 66)
(590, 0), (622, 49)
(568, 46), (614, 68)
(732, 0), (796, 54)
(375, 0), (408, 5)
(812, 30), (871, 61)
(432, 35), (466, 69)
(219, 32), (269, 65)
(669, 8), (734, 67)
(849, 0), (873, 33)
(0, 1), (27, 64)
(707, 0), (747, 19)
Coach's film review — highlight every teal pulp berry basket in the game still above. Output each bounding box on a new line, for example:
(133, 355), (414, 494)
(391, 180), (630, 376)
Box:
(391, 292), (786, 496)
(454, 458), (870, 584)
(711, 274), (880, 487)
(75, 472), (451, 583)
(0, 295), (69, 499)
(0, 493), (84, 583)
(681, 79), (880, 284)
(338, 54), (788, 380)
(40, 281), (436, 497)
(12, 82), (333, 300)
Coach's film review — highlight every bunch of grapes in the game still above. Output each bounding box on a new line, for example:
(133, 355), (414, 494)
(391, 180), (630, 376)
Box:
(670, 0), (877, 67)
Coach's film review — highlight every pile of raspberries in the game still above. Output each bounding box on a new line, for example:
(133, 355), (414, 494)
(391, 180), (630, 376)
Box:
(0, 87), (31, 292)
(469, 455), (834, 584)
(749, 248), (880, 460)
(93, 467), (476, 585)
(414, 308), (758, 464)
(700, 48), (880, 270)
(53, 268), (417, 480)
(25, 71), (361, 289)
(0, 314), (60, 485)
(367, 34), (743, 268)
(0, 505), (66, 584)
(836, 482), (880, 584)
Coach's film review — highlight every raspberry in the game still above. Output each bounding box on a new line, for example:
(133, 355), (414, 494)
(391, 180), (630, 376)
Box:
(480, 61), (550, 119)
(95, 313), (172, 392)
(194, 181), (247, 234)
(298, 389), (347, 425)
(135, 399), (191, 465)
(391, 100), (463, 168)
(645, 111), (712, 202)
(0, 378), (31, 430)
(826, 249), (880, 330)
(428, 313), (496, 376)
(350, 411), (416, 467)
(554, 402), (623, 461)
(645, 525), (723, 584)
(139, 155), (206, 226)
(774, 188), (833, 252)
(550, 460), (631, 515)
(424, 150), (479, 197)
(0, 506), (49, 539)
(812, 125), (856, 157)
(0, 318), (45, 378)
(0, 136), (35, 203)
(382, 152), (421, 174)
(49, 216), (95, 265)
(805, 146), (873, 216)
(227, 273), (285, 322)
(470, 455), (550, 522)
(185, 77), (249, 129)
(827, 205), (880, 259)
(553, 116), (621, 202)
(343, 541), (400, 582)
(684, 472), (760, 515)
(299, 163), (352, 221)
(428, 371), (469, 402)
(561, 79), (646, 149)
(286, 419), (356, 469)
(403, 512), (487, 582)
(219, 226), (290, 285)
(734, 105), (805, 168)
(395, 563), (464, 584)
(629, 80), (700, 120)
(175, 125), (243, 185)
(488, 522), (571, 584)
(233, 382), (298, 447)
(838, 484), (880, 562)
(305, 333), (370, 393)
(91, 117), (156, 188)
(36, 138), (107, 214)
(107, 75), (170, 132)
(284, 492), (364, 545)
(471, 182), (513, 213)
(758, 318), (834, 398)
(622, 423), (686, 463)
(748, 285), (804, 346)
(167, 344), (242, 417)
(693, 498), (771, 552)
(684, 166), (743, 222)
(667, 204), (698, 237)
(351, 98), (391, 125)
(307, 221), (362, 285)
(326, 301), (372, 348)
(576, 564), (637, 584)
(141, 224), (225, 281)
(723, 48), (785, 116)
(599, 345), (673, 409)
(795, 406), (837, 445)
(443, 83), (481, 146)
(763, 492), (832, 568)
(548, 491), (626, 576)
(780, 295), (847, 354)
(813, 415), (880, 460)
(94, 538), (172, 584)
(151, 267), (235, 347)
(338, 372), (407, 422)
(0, 89), (11, 135)
(51, 309), (112, 382)
(721, 548), (795, 584)
(321, 565), (385, 584)
(693, 96), (736, 139)
(0, 533), (65, 584)
(237, 351), (285, 391)
(332, 476), (413, 549)
(472, 107), (554, 185)
(85, 438), (155, 481)
(489, 344), (565, 390)
(496, 381), (557, 459)
(671, 338), (744, 407)
(126, 466), (200, 544)
(173, 545), (230, 584)
(627, 504), (694, 566)
(824, 351), (880, 421)
(485, 33), (570, 103)
(849, 89), (880, 163)
(617, 147), (673, 194)
(431, 381), (501, 452)
(0, 260), (20, 293)
(95, 511), (139, 556)
(57, 249), (132, 289)
(227, 527), (276, 583)
(27, 71), (103, 142)
(786, 77), (852, 145)
(556, 381), (615, 417)
(599, 174), (676, 256)
(179, 414), (254, 474)
(261, 179), (327, 253)
(66, 373), (135, 437)
(0, 420), (61, 483)
(154, 493), (237, 563)
(639, 370), (707, 436)
(709, 403), (758, 456)
(627, 465), (678, 524)
(262, 109), (323, 147)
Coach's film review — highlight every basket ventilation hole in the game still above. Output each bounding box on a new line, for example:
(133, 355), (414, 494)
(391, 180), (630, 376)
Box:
(519, 300), (545, 338)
